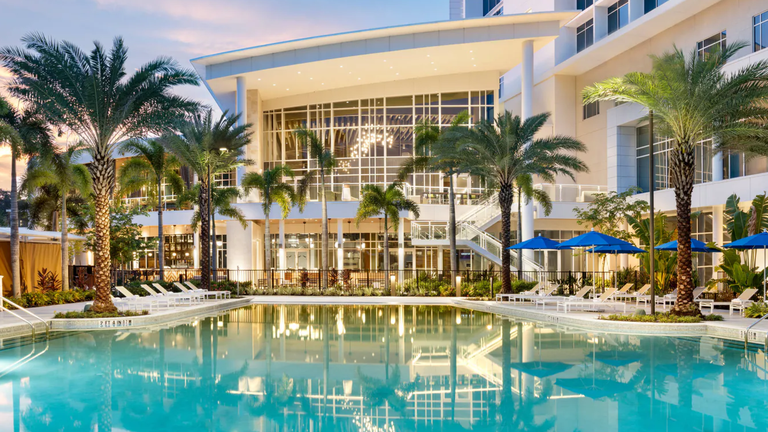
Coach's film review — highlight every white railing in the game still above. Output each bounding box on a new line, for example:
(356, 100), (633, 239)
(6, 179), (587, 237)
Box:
(0, 276), (50, 339)
(533, 183), (608, 203)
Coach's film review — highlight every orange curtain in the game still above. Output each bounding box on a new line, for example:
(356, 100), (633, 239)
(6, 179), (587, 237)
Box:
(0, 242), (62, 296)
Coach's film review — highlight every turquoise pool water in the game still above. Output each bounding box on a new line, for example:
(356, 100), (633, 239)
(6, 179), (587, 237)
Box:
(0, 304), (767, 431)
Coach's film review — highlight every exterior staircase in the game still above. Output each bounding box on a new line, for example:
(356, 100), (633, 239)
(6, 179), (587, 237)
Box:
(411, 193), (543, 274)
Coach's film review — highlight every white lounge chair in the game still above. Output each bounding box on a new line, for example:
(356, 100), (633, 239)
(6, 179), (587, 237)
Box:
(110, 294), (149, 312)
(730, 288), (758, 316)
(612, 283), (633, 298)
(656, 289), (677, 311)
(558, 288), (628, 313)
(614, 283), (647, 300)
(115, 286), (170, 310)
(140, 284), (193, 306)
(696, 287), (717, 313)
(152, 283), (203, 303)
(495, 283), (541, 302)
(535, 286), (593, 310)
(510, 286), (557, 303)
(181, 281), (231, 299)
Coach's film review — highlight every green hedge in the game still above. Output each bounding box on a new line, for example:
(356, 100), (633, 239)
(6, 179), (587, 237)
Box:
(54, 310), (149, 319)
(3, 289), (95, 309)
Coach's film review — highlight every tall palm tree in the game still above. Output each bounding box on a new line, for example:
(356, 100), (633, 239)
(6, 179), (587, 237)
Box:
(242, 165), (298, 290)
(294, 126), (337, 290)
(27, 185), (91, 234)
(514, 173), (552, 278)
(355, 183), (420, 295)
(582, 41), (768, 315)
(23, 143), (92, 291)
(177, 184), (247, 277)
(118, 139), (185, 281)
(398, 111), (469, 294)
(162, 110), (251, 290)
(461, 111), (588, 294)
(0, 34), (200, 311)
(0, 96), (51, 296)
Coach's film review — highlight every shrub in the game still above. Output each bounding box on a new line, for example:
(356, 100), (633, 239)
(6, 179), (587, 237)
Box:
(744, 302), (768, 319)
(600, 313), (705, 323)
(54, 310), (149, 319)
(36, 268), (62, 293)
(3, 289), (95, 309)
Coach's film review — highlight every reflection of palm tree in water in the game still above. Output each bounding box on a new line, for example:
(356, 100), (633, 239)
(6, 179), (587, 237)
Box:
(95, 331), (114, 432)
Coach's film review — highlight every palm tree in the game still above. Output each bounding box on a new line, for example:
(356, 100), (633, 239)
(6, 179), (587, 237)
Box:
(118, 139), (185, 281)
(27, 185), (91, 234)
(242, 165), (298, 290)
(294, 126), (336, 289)
(514, 174), (552, 278)
(582, 41), (768, 315)
(0, 34), (200, 311)
(162, 110), (250, 290)
(461, 111), (588, 294)
(0, 96), (51, 296)
(23, 143), (92, 291)
(355, 183), (420, 295)
(398, 111), (469, 294)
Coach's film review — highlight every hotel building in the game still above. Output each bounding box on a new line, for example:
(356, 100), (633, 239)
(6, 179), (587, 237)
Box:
(114, 0), (768, 282)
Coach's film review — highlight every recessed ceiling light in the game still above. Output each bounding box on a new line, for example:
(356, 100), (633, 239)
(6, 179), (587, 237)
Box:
(396, 72), (399, 75)
(322, 83), (325, 85)
(272, 83), (276, 86)
(471, 58), (475, 60)
(427, 54), (430, 57)
(431, 62), (434, 64)
(358, 77), (361, 80)
(340, 65), (343, 68)
(310, 77), (313, 80)
(434, 68), (437, 71)
(470, 50), (473, 53)
(473, 64), (477, 67)
(286, 88), (290, 90)
(257, 78), (261, 81)
(298, 71), (301, 74)
(383, 60), (387, 62)
(390, 66), (393, 69)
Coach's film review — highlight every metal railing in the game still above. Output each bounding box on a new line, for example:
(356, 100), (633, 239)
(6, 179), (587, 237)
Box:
(744, 312), (768, 351)
(0, 282), (50, 339)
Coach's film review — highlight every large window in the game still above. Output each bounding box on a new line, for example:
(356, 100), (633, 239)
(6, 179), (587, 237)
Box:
(577, 0), (594, 10)
(644, 0), (668, 14)
(583, 101), (599, 120)
(608, 0), (629, 35)
(754, 11), (768, 52)
(635, 126), (713, 192)
(483, 0), (502, 16)
(263, 91), (494, 200)
(697, 31), (727, 59)
(577, 19), (594, 53)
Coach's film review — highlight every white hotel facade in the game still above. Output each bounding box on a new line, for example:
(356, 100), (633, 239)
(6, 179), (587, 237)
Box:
(119, 0), (768, 281)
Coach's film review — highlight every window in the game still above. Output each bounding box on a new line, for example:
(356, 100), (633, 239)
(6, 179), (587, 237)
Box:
(577, 19), (594, 53)
(754, 11), (768, 52)
(697, 31), (727, 58)
(635, 126), (713, 192)
(583, 101), (599, 120)
(483, 0), (502, 16)
(644, 0), (668, 14)
(607, 0), (629, 35)
(577, 0), (594, 10)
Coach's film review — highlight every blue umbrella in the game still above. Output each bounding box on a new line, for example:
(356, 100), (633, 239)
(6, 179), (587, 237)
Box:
(724, 231), (768, 298)
(585, 244), (647, 254)
(655, 239), (718, 253)
(557, 229), (632, 249)
(507, 234), (569, 250)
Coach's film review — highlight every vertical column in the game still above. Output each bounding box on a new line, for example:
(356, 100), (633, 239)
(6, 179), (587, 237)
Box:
(278, 219), (286, 270)
(712, 205), (724, 287)
(521, 40), (535, 269)
(235, 76), (248, 188)
(712, 151), (724, 182)
(628, 0), (645, 21)
(193, 227), (200, 269)
(337, 219), (344, 271)
(437, 246), (444, 272)
(398, 218), (405, 281)
(226, 220), (253, 277)
(594, 7), (608, 42)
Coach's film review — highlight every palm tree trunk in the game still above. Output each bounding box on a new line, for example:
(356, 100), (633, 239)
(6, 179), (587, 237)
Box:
(10, 152), (20, 296)
(670, 144), (699, 316)
(517, 187), (523, 280)
(157, 181), (164, 281)
(384, 214), (392, 295)
(448, 175), (458, 294)
(264, 214), (272, 291)
(91, 148), (116, 312)
(320, 170), (328, 290)
(61, 193), (69, 291)
(212, 209), (218, 283)
(199, 182), (211, 291)
(499, 184), (514, 294)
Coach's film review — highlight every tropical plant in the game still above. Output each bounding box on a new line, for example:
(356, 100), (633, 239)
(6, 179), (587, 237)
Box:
(23, 142), (92, 291)
(85, 204), (155, 271)
(26, 185), (91, 234)
(513, 173), (553, 277)
(355, 183), (420, 295)
(744, 302), (768, 318)
(162, 109), (251, 290)
(710, 248), (762, 295)
(35, 268), (62, 293)
(628, 212), (677, 293)
(582, 41), (768, 315)
(723, 193), (768, 267)
(461, 111), (588, 294)
(118, 139), (185, 281)
(242, 165), (298, 290)
(0, 96), (51, 296)
(398, 111), (469, 294)
(0, 34), (200, 311)
(294, 126), (337, 290)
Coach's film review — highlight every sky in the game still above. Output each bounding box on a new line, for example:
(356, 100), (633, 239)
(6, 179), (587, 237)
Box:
(0, 0), (447, 189)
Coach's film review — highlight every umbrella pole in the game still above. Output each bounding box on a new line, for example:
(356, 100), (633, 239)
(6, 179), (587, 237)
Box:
(764, 247), (766, 301)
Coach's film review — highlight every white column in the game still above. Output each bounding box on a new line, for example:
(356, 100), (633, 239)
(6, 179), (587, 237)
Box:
(278, 219), (286, 270)
(521, 40), (535, 269)
(398, 218), (405, 280)
(713, 205), (724, 287)
(337, 219), (344, 271)
(437, 246), (444, 272)
(193, 227), (200, 269)
(712, 151), (724, 182)
(235, 76), (248, 188)
(594, 7), (608, 42)
(226, 220), (253, 275)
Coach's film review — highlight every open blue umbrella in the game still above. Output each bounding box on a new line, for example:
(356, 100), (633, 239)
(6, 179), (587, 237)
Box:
(507, 234), (569, 250)
(724, 231), (768, 298)
(557, 229), (632, 249)
(585, 244), (647, 254)
(655, 238), (718, 253)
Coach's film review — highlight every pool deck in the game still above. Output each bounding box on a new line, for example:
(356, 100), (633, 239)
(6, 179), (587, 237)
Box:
(1, 296), (767, 346)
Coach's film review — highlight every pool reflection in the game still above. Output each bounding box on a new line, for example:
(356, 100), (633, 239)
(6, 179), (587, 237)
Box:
(1, 304), (768, 431)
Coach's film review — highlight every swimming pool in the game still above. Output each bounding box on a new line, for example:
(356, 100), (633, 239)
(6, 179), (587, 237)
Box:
(0, 304), (766, 431)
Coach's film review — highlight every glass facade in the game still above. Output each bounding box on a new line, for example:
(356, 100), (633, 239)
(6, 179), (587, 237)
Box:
(577, 19), (594, 53)
(635, 126), (713, 193)
(577, 0), (594, 10)
(607, 0), (629, 35)
(263, 91), (495, 201)
(754, 11), (768, 52)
